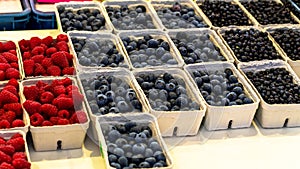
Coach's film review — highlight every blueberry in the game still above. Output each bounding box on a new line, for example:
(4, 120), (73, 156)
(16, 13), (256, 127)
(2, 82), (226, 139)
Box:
(149, 141), (162, 152)
(135, 133), (147, 143)
(116, 138), (128, 147)
(165, 83), (176, 92)
(232, 86), (243, 95)
(118, 156), (128, 167)
(147, 39), (159, 48)
(108, 154), (118, 163)
(144, 148), (154, 158)
(97, 94), (108, 106)
(155, 79), (166, 89)
(243, 97), (253, 104)
(109, 107), (120, 113)
(153, 162), (164, 167)
(139, 161), (150, 168)
(132, 143), (146, 155)
(229, 75), (238, 83)
(110, 162), (121, 169)
(226, 92), (237, 101)
(153, 151), (166, 161)
(113, 148), (125, 157)
(108, 130), (121, 142)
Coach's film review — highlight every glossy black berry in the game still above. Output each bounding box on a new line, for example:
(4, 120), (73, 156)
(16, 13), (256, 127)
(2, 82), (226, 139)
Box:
(153, 2), (208, 29)
(222, 28), (281, 62)
(242, 0), (297, 25)
(198, 1), (252, 27)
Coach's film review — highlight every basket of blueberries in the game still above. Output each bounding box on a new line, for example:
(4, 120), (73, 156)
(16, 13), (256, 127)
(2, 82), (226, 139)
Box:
(184, 62), (259, 130)
(96, 113), (173, 169)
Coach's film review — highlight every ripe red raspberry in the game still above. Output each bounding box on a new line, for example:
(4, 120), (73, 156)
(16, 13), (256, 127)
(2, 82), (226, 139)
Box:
(61, 51), (73, 62)
(51, 51), (69, 68)
(62, 67), (75, 75)
(30, 113), (44, 127)
(2, 52), (18, 63)
(66, 85), (78, 93)
(0, 150), (12, 163)
(40, 43), (48, 51)
(34, 63), (46, 76)
(32, 54), (44, 63)
(61, 77), (73, 86)
(0, 90), (19, 104)
(0, 120), (10, 129)
(0, 71), (5, 81)
(58, 110), (70, 119)
(55, 97), (74, 110)
(22, 52), (31, 60)
(0, 144), (15, 156)
(12, 158), (31, 169)
(45, 47), (57, 56)
(0, 137), (5, 144)
(7, 79), (19, 88)
(13, 152), (27, 160)
(3, 103), (22, 116)
(41, 36), (53, 47)
(36, 80), (47, 88)
(0, 162), (14, 169)
(47, 65), (61, 76)
(68, 90), (84, 105)
(57, 118), (69, 125)
(8, 50), (17, 55)
(23, 100), (41, 115)
(70, 111), (88, 124)
(23, 85), (39, 101)
(3, 41), (16, 51)
(5, 68), (20, 80)
(5, 111), (16, 123)
(56, 34), (68, 42)
(52, 85), (66, 96)
(0, 63), (11, 71)
(23, 59), (35, 76)
(11, 133), (23, 139)
(55, 41), (69, 52)
(7, 137), (25, 152)
(49, 117), (59, 125)
(3, 85), (18, 96)
(31, 46), (44, 55)
(12, 120), (25, 128)
(10, 62), (19, 70)
(0, 54), (8, 63)
(29, 37), (42, 49)
(41, 104), (58, 117)
(40, 91), (54, 103)
(18, 39), (30, 52)
(41, 120), (53, 126)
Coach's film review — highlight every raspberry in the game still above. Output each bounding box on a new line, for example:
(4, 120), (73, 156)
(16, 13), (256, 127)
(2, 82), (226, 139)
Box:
(23, 86), (39, 101)
(23, 100), (41, 115)
(10, 62), (19, 70)
(29, 37), (41, 49)
(51, 79), (63, 87)
(18, 39), (29, 52)
(0, 162), (14, 169)
(32, 54), (44, 63)
(49, 117), (59, 125)
(12, 158), (31, 169)
(0, 120), (10, 129)
(70, 111), (88, 124)
(52, 85), (66, 96)
(5, 111), (16, 123)
(30, 113), (44, 127)
(7, 137), (25, 152)
(55, 41), (69, 52)
(40, 91), (54, 103)
(11, 133), (23, 139)
(0, 138), (5, 144)
(0, 55), (8, 63)
(62, 67), (75, 75)
(12, 152), (27, 160)
(34, 63), (46, 76)
(47, 65), (61, 76)
(2, 52), (18, 63)
(0, 90), (19, 104)
(0, 145), (15, 156)
(55, 97), (74, 110)
(7, 79), (19, 88)
(69, 90), (84, 105)
(22, 52), (31, 60)
(66, 85), (78, 93)
(57, 118), (69, 125)
(23, 59), (35, 76)
(3, 85), (18, 96)
(5, 68), (19, 80)
(11, 120), (25, 128)
(41, 120), (53, 126)
(45, 47), (57, 56)
(41, 58), (52, 69)
(58, 110), (70, 119)
(0, 71), (5, 81)
(0, 63), (11, 71)
(3, 103), (22, 116)
(3, 41), (16, 51)
(8, 50), (17, 55)
(41, 104), (58, 117)
(57, 34), (68, 42)
(61, 77), (73, 86)
(51, 51), (69, 68)
(31, 46), (44, 56)
(42, 36), (53, 47)
(40, 43), (48, 51)
(62, 51), (73, 62)
(36, 80), (47, 88)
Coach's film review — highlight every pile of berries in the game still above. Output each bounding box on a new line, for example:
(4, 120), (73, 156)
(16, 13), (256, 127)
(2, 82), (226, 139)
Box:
(0, 41), (20, 81)
(0, 79), (25, 129)
(18, 34), (75, 77)
(0, 133), (31, 169)
(22, 77), (88, 127)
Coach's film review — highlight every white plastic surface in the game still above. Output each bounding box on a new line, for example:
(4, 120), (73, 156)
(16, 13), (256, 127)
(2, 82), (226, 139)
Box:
(20, 76), (90, 151)
(184, 62), (260, 130)
(238, 60), (300, 128)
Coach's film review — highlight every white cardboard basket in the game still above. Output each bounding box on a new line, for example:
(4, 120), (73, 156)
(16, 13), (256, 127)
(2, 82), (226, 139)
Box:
(20, 76), (90, 151)
(238, 60), (300, 128)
